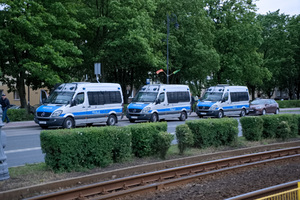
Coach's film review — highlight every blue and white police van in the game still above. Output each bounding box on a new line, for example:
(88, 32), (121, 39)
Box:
(126, 84), (191, 122)
(34, 82), (123, 129)
(196, 85), (250, 118)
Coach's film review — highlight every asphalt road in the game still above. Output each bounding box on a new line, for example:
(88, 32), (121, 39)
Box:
(3, 109), (300, 167)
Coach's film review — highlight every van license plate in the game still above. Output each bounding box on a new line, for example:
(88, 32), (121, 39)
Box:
(131, 116), (138, 119)
(200, 112), (206, 115)
(39, 121), (46, 124)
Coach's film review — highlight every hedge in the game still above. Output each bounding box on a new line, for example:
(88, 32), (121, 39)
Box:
(175, 124), (194, 154)
(240, 117), (264, 141)
(6, 109), (34, 121)
(186, 118), (238, 148)
(276, 100), (300, 108)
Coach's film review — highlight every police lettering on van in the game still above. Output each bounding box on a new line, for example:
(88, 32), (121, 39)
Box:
(126, 84), (191, 122)
(196, 85), (250, 118)
(34, 82), (124, 129)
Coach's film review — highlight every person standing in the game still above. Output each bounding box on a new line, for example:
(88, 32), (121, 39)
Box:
(190, 94), (195, 115)
(0, 93), (10, 123)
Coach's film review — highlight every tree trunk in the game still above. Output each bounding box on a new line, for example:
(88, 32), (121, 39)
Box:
(16, 72), (28, 110)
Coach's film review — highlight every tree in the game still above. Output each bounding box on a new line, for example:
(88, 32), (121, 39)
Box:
(0, 1), (84, 109)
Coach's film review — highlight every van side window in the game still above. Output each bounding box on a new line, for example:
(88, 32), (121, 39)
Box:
(167, 91), (190, 103)
(158, 93), (165, 102)
(223, 92), (229, 101)
(88, 91), (122, 105)
(230, 92), (249, 102)
(74, 92), (84, 104)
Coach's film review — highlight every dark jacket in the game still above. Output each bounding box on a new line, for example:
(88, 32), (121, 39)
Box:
(0, 98), (10, 110)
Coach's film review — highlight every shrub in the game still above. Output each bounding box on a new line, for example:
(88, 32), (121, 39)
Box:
(155, 132), (174, 159)
(276, 100), (300, 108)
(240, 117), (264, 141)
(7, 109), (34, 121)
(176, 124), (194, 154)
(276, 121), (291, 141)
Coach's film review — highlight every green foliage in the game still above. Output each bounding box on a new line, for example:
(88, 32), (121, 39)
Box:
(276, 100), (300, 108)
(155, 132), (174, 159)
(240, 117), (264, 141)
(175, 124), (194, 154)
(40, 126), (131, 172)
(7, 109), (34, 121)
(128, 122), (167, 158)
(277, 121), (291, 141)
(186, 118), (238, 148)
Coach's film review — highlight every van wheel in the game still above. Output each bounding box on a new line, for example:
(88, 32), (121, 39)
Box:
(39, 125), (48, 129)
(86, 123), (93, 127)
(150, 113), (158, 122)
(240, 109), (246, 117)
(129, 119), (135, 123)
(198, 115), (203, 118)
(107, 115), (117, 126)
(275, 108), (279, 114)
(217, 110), (223, 118)
(63, 117), (75, 129)
(179, 111), (187, 121)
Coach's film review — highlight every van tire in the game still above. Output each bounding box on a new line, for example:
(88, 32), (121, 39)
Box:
(129, 119), (135, 123)
(150, 113), (158, 122)
(240, 109), (246, 117)
(179, 111), (187, 121)
(63, 117), (75, 129)
(217, 110), (223, 118)
(107, 115), (117, 126)
(275, 108), (279, 114)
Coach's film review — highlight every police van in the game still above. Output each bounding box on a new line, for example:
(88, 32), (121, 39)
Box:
(196, 85), (250, 118)
(34, 82), (124, 129)
(126, 84), (191, 122)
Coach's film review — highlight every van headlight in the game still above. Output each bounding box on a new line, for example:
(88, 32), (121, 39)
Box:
(51, 110), (63, 117)
(142, 107), (151, 113)
(210, 105), (218, 110)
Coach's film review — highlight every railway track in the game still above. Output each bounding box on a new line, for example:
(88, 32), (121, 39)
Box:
(22, 146), (300, 200)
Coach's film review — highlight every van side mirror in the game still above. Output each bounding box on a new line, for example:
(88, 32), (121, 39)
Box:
(155, 99), (161, 104)
(71, 100), (77, 107)
(221, 98), (226, 103)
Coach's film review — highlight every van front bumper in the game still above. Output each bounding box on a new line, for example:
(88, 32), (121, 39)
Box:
(126, 113), (152, 120)
(196, 110), (218, 117)
(34, 117), (65, 126)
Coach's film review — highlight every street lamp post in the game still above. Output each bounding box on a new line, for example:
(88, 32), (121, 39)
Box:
(166, 13), (179, 84)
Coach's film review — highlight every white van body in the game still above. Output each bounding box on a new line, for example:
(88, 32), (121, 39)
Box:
(126, 84), (191, 122)
(196, 85), (250, 118)
(34, 82), (123, 128)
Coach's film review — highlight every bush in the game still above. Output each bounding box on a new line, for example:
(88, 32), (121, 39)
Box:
(277, 121), (291, 141)
(186, 118), (238, 148)
(126, 122), (168, 158)
(276, 100), (300, 108)
(176, 124), (194, 154)
(7, 109), (34, 121)
(40, 126), (132, 172)
(240, 117), (264, 141)
(155, 132), (174, 159)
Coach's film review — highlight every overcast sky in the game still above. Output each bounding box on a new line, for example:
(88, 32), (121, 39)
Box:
(255, 0), (300, 16)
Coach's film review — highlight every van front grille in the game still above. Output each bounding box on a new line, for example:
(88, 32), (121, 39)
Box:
(198, 106), (210, 110)
(37, 112), (52, 117)
(128, 109), (142, 113)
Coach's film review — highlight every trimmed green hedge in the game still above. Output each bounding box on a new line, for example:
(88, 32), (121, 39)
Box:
(41, 126), (131, 172)
(240, 117), (264, 141)
(128, 122), (168, 158)
(277, 100), (300, 108)
(240, 114), (300, 141)
(7, 109), (34, 121)
(186, 118), (238, 148)
(40, 122), (170, 172)
(175, 124), (194, 154)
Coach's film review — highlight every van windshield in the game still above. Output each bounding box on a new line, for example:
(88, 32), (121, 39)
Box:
(44, 91), (75, 104)
(132, 92), (158, 103)
(201, 92), (223, 102)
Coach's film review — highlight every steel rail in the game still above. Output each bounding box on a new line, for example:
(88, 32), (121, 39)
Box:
(25, 146), (300, 200)
(225, 180), (299, 200)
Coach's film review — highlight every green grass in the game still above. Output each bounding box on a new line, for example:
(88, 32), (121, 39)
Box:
(9, 163), (50, 178)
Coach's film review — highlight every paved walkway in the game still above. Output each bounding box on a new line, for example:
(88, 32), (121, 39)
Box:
(1, 108), (299, 130)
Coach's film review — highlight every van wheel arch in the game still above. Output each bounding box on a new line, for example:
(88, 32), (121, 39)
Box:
(107, 114), (117, 126)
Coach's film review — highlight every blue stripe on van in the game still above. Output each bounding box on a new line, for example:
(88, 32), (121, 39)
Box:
(61, 108), (123, 117)
(154, 106), (190, 113)
(36, 105), (62, 112)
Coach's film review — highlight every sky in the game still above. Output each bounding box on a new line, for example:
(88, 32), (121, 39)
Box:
(255, 0), (300, 16)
